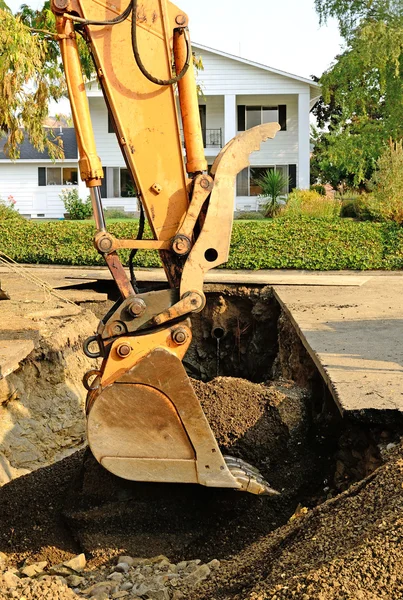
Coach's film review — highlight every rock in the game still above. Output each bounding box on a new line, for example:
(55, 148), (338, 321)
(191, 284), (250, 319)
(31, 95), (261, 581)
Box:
(184, 560), (200, 574)
(112, 592), (129, 599)
(66, 574), (85, 587)
(146, 589), (171, 600)
(121, 581), (133, 591)
(149, 555), (170, 564)
(172, 592), (185, 600)
(20, 561), (47, 578)
(83, 580), (118, 596)
(49, 565), (75, 577)
(114, 562), (129, 573)
(108, 571), (124, 581)
(184, 564), (211, 586)
(118, 556), (135, 566)
(176, 561), (187, 570)
(3, 570), (20, 588)
(63, 553), (86, 572)
(132, 582), (150, 596)
(207, 559), (221, 570)
(89, 594), (109, 600)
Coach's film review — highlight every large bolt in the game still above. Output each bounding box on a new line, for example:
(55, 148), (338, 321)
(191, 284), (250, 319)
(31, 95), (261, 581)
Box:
(116, 343), (131, 358)
(172, 235), (191, 256)
(98, 235), (113, 253)
(128, 298), (146, 317)
(53, 0), (69, 10)
(200, 177), (211, 190)
(112, 322), (125, 335)
(175, 14), (186, 25)
(172, 328), (188, 345)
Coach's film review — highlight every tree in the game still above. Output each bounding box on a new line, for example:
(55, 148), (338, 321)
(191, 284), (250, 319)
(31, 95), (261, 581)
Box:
(371, 139), (403, 223)
(312, 0), (403, 187)
(0, 1), (93, 159)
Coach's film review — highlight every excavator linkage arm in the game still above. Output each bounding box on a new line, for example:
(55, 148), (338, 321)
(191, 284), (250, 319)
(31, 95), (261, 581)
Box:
(51, 0), (280, 495)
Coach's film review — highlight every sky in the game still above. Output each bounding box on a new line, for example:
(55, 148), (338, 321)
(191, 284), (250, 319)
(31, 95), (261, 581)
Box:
(6, 0), (344, 113)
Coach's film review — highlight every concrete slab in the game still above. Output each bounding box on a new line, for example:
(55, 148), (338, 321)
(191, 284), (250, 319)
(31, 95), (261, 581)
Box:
(0, 265), (370, 287)
(59, 268), (369, 287)
(0, 339), (35, 379)
(274, 276), (403, 418)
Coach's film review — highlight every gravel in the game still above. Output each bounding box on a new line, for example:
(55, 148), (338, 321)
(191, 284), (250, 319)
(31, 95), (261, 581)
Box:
(0, 552), (220, 600)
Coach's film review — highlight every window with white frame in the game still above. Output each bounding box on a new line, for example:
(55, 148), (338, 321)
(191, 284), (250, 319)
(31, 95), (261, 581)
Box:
(237, 105), (287, 132)
(38, 167), (78, 186)
(246, 107), (279, 129)
(100, 167), (137, 199)
(236, 165), (290, 197)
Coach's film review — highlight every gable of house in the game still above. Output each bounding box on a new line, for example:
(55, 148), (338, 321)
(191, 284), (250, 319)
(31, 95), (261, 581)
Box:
(193, 44), (319, 99)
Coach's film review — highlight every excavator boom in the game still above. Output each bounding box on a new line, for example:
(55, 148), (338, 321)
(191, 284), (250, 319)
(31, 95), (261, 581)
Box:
(51, 0), (280, 495)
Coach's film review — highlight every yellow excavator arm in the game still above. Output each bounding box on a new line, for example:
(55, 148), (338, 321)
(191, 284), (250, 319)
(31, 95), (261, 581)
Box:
(51, 0), (280, 495)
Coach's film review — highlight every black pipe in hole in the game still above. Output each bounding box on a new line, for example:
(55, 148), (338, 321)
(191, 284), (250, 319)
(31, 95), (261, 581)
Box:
(212, 326), (225, 339)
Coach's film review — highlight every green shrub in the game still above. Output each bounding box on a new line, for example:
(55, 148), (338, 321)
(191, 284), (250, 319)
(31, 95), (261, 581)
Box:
(0, 195), (24, 221)
(310, 184), (326, 196)
(103, 208), (133, 219)
(371, 140), (403, 224)
(1, 218), (403, 270)
(340, 193), (379, 221)
(234, 211), (266, 220)
(60, 189), (92, 220)
(283, 189), (341, 219)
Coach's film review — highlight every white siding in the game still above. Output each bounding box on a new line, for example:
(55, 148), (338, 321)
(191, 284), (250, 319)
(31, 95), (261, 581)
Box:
(238, 94), (298, 166)
(0, 162), (79, 218)
(199, 95), (224, 131)
(90, 97), (124, 166)
(88, 97), (137, 210)
(196, 49), (309, 95)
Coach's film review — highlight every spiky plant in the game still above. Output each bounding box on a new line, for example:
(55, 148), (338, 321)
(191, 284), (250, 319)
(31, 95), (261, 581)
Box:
(255, 169), (290, 217)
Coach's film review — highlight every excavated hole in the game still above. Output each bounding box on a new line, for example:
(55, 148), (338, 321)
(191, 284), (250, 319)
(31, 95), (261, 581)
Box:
(0, 283), (401, 570)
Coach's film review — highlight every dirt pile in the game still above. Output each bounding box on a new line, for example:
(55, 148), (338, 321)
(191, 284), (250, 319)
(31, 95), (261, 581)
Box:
(0, 373), (400, 600)
(192, 443), (403, 599)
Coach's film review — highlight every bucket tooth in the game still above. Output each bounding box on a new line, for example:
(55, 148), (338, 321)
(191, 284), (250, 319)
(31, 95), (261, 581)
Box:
(224, 456), (280, 497)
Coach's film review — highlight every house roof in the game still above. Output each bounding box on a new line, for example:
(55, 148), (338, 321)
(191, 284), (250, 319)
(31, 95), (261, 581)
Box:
(0, 128), (77, 161)
(192, 42), (320, 89)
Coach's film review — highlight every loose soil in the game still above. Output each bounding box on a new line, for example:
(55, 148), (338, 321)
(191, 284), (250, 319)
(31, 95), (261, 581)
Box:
(1, 376), (400, 599)
(0, 376), (329, 565)
(0, 274), (402, 599)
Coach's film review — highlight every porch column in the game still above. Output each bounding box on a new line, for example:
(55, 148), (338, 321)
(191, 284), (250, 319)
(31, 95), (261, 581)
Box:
(298, 92), (310, 189)
(78, 176), (87, 202)
(224, 94), (237, 209)
(224, 94), (236, 144)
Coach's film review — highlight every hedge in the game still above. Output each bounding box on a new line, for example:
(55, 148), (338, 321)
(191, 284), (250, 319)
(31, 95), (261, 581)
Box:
(1, 216), (403, 270)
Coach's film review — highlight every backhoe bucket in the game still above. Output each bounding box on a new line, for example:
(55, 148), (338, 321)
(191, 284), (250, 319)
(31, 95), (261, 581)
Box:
(87, 349), (278, 496)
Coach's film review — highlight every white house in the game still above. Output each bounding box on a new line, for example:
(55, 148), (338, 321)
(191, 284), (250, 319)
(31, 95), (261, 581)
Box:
(0, 43), (320, 218)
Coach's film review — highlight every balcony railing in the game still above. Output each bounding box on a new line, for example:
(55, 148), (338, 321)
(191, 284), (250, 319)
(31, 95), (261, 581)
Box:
(180, 128), (222, 149)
